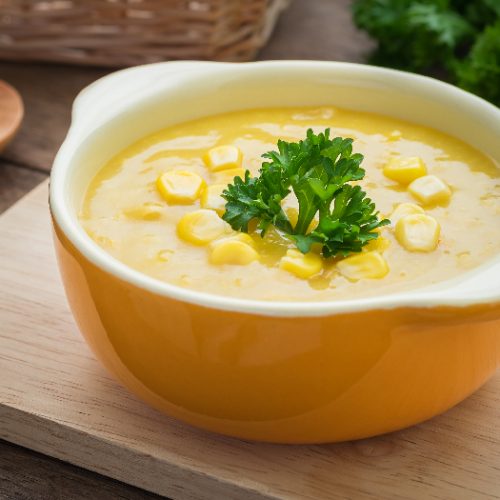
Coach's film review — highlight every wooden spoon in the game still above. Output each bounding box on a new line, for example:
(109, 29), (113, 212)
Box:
(0, 80), (24, 152)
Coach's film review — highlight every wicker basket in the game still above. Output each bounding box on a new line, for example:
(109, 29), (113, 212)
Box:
(0, 0), (290, 67)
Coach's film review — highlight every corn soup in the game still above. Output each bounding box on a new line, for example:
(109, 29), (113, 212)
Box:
(80, 107), (500, 301)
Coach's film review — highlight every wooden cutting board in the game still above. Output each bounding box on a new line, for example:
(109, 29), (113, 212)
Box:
(1, 180), (500, 500)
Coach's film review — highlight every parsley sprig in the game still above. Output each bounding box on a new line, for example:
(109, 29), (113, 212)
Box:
(222, 129), (390, 258)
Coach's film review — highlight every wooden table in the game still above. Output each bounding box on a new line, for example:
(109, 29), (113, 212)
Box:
(0, 1), (372, 498)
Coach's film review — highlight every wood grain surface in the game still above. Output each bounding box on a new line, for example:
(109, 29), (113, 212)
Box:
(0, 440), (161, 500)
(0, 162), (46, 213)
(0, 64), (106, 171)
(1, 181), (500, 500)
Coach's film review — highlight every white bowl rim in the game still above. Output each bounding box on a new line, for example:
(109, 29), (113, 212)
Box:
(50, 60), (500, 318)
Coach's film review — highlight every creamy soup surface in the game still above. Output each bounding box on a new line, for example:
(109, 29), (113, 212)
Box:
(80, 107), (500, 301)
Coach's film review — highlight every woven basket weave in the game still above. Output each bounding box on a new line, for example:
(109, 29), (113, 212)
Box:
(0, 0), (289, 67)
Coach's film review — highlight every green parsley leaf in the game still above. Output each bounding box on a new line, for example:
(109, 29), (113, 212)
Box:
(351, 0), (500, 105)
(222, 170), (292, 234)
(221, 129), (390, 259)
(454, 21), (500, 107)
(353, 0), (473, 72)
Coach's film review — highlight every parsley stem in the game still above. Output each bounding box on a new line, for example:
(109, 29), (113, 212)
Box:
(294, 205), (316, 235)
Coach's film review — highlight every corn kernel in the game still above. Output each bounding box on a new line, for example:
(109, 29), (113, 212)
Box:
(210, 239), (259, 265)
(337, 251), (389, 281)
(156, 170), (205, 204)
(395, 214), (440, 252)
(390, 202), (425, 223)
(285, 207), (299, 227)
(200, 184), (227, 215)
(177, 209), (227, 245)
(383, 157), (427, 184)
(213, 168), (246, 184)
(279, 249), (323, 279)
(209, 232), (255, 249)
(408, 175), (451, 205)
(364, 236), (391, 253)
(123, 202), (163, 220)
(203, 145), (243, 172)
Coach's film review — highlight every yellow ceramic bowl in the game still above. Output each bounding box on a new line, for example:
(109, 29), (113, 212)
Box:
(50, 61), (500, 443)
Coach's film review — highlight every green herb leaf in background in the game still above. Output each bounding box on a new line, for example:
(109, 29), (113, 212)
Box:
(455, 21), (500, 107)
(352, 0), (500, 106)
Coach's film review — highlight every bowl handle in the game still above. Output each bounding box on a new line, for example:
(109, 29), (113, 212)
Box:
(70, 62), (223, 136)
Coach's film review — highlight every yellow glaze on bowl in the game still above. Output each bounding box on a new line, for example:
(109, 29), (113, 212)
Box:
(53, 223), (500, 443)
